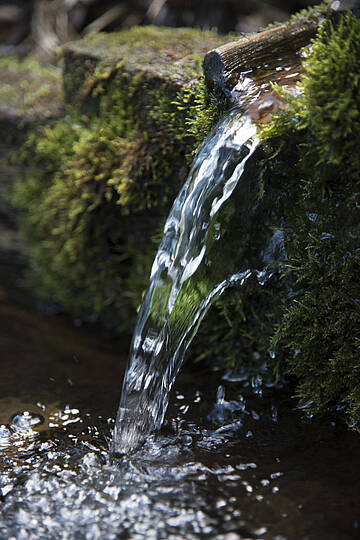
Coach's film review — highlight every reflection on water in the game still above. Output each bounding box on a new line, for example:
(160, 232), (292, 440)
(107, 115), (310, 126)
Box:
(0, 302), (360, 539)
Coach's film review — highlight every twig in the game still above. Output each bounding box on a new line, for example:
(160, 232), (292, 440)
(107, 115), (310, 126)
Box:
(82, 5), (127, 35)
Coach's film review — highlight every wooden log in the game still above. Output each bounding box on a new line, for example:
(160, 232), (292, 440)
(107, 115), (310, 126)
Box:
(203, 16), (322, 95)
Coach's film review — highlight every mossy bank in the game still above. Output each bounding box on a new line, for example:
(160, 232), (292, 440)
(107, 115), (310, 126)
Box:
(257, 13), (360, 427)
(0, 56), (62, 302)
(13, 26), (229, 328)
(11, 12), (360, 429)
(195, 12), (360, 430)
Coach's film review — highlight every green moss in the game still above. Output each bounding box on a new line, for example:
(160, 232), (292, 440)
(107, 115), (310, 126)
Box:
(257, 13), (360, 427)
(62, 25), (235, 110)
(65, 25), (232, 83)
(13, 27), (227, 329)
(0, 56), (61, 118)
(155, 77), (228, 161)
(14, 15), (360, 433)
(290, 0), (329, 23)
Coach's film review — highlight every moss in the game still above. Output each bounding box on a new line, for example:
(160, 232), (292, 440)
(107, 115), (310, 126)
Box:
(14, 15), (360, 434)
(257, 13), (360, 428)
(189, 10), (360, 429)
(155, 77), (228, 161)
(62, 26), (235, 110)
(290, 0), (329, 23)
(13, 27), (227, 329)
(0, 56), (61, 119)
(65, 25), (232, 82)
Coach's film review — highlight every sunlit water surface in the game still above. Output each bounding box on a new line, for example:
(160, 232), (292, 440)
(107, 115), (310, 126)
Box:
(0, 303), (360, 539)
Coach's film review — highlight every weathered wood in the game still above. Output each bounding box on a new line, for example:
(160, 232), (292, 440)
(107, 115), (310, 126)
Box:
(203, 16), (321, 95)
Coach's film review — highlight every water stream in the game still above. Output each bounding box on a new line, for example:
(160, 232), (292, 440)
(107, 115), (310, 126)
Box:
(0, 130), (359, 536)
(1, 302), (360, 539)
(112, 111), (262, 454)
(1, 51), (359, 540)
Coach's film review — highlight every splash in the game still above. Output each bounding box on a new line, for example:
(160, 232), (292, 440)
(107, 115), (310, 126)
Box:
(112, 110), (260, 454)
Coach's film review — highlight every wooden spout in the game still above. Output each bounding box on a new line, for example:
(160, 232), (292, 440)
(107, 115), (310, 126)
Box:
(203, 17), (320, 95)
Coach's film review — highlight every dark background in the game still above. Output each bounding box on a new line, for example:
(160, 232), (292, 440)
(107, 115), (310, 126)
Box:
(0, 0), (319, 57)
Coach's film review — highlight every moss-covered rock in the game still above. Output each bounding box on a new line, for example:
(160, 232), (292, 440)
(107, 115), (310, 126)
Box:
(0, 56), (62, 142)
(13, 26), (229, 328)
(0, 57), (62, 302)
(11, 11), (360, 431)
(62, 26), (232, 108)
(256, 13), (360, 427)
(189, 10), (360, 433)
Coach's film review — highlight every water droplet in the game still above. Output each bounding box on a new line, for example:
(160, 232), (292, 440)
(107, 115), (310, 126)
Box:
(236, 462), (257, 471)
(0, 424), (11, 446)
(10, 411), (44, 431)
(216, 385), (226, 404)
(251, 375), (263, 397)
(270, 472), (283, 480)
(271, 405), (278, 422)
(81, 452), (100, 471)
(1, 484), (13, 497)
(252, 526), (267, 536)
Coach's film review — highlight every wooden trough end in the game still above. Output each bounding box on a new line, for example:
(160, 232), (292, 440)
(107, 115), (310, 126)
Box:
(203, 10), (326, 123)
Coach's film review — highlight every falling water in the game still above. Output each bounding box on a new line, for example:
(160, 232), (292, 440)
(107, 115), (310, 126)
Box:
(112, 109), (260, 454)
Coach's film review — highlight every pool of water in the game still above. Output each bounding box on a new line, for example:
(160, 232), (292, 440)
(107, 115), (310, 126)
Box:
(0, 300), (359, 539)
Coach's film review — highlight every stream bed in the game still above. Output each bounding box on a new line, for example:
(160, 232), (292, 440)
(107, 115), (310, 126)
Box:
(0, 299), (360, 539)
